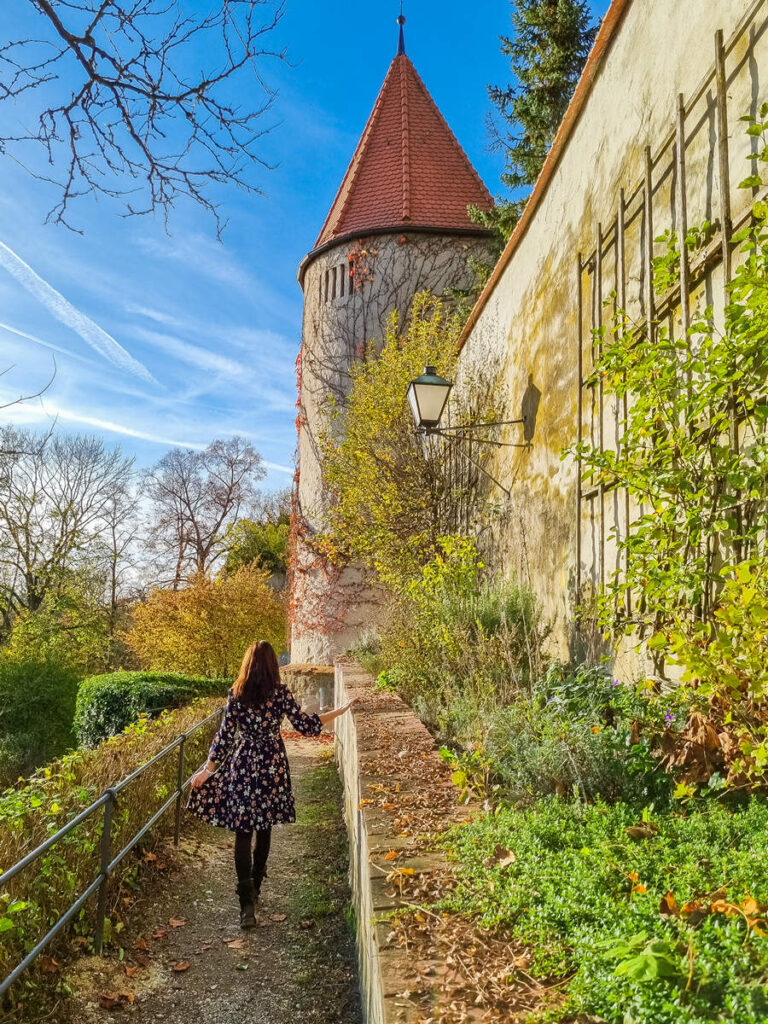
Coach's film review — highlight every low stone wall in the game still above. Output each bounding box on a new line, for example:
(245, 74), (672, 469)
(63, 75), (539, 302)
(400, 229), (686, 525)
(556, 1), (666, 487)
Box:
(334, 660), (474, 1024)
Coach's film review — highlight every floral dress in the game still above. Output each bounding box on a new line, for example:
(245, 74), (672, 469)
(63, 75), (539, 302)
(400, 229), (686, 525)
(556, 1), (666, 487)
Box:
(186, 684), (322, 831)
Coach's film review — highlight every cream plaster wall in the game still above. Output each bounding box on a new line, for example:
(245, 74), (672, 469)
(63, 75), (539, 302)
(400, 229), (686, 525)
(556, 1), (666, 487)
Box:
(456, 0), (766, 664)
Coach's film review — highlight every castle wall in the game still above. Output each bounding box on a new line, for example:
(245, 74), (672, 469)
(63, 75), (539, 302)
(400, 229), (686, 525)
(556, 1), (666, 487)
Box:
(454, 0), (765, 669)
(292, 230), (489, 665)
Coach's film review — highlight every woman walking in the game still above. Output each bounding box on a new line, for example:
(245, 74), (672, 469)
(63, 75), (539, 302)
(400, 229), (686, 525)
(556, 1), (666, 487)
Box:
(188, 641), (356, 928)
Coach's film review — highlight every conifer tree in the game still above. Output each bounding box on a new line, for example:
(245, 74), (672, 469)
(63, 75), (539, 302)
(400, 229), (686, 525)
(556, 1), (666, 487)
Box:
(470, 0), (597, 285)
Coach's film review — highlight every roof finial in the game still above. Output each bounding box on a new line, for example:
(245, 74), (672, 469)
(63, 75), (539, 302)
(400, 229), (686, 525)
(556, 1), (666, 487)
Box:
(397, 1), (406, 56)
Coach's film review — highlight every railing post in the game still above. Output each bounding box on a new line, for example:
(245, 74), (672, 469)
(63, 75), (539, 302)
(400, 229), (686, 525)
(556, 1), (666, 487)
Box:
(94, 788), (115, 956)
(174, 736), (186, 847)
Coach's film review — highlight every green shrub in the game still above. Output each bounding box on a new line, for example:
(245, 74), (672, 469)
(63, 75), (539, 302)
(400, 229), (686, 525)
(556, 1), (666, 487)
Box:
(348, 631), (386, 679)
(442, 797), (768, 1023)
(480, 662), (671, 807)
(74, 671), (229, 747)
(0, 660), (79, 785)
(379, 536), (547, 717)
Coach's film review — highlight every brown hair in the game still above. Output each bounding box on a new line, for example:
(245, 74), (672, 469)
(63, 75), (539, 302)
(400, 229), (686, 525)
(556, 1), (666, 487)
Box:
(232, 641), (280, 706)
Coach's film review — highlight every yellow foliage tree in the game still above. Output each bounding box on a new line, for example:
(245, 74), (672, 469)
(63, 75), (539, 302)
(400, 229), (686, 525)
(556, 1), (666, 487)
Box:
(123, 565), (286, 677)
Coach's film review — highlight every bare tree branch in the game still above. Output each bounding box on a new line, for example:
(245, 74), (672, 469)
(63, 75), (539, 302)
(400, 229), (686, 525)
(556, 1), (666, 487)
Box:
(0, 0), (286, 234)
(144, 435), (265, 586)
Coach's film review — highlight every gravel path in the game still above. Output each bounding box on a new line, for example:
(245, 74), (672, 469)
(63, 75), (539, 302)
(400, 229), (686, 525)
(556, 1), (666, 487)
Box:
(66, 739), (361, 1024)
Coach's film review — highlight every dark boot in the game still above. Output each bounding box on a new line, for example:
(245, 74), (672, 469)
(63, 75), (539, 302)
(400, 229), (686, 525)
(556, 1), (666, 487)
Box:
(236, 880), (256, 929)
(252, 869), (267, 900)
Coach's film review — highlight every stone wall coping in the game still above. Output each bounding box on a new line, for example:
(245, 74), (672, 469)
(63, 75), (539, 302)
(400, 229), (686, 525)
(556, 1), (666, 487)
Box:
(334, 660), (479, 1024)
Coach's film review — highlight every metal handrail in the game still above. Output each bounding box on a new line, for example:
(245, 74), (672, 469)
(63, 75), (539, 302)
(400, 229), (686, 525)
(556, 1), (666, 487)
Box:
(0, 704), (225, 998)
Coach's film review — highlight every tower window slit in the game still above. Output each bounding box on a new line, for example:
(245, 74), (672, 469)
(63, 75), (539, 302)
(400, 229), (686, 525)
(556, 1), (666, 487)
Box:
(339, 263), (345, 297)
(331, 265), (337, 300)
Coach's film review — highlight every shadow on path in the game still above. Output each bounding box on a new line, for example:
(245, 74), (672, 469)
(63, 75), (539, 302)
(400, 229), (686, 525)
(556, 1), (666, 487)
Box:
(66, 739), (361, 1024)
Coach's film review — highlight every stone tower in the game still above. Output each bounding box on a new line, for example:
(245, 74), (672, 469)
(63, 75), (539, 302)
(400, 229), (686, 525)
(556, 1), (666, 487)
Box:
(291, 19), (493, 665)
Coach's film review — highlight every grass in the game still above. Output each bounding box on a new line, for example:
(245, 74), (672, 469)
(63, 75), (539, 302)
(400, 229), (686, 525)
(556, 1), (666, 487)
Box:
(283, 748), (360, 1020)
(294, 749), (349, 920)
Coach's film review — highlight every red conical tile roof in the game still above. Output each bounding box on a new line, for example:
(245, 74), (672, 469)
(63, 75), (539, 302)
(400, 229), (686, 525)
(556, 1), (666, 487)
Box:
(314, 54), (493, 248)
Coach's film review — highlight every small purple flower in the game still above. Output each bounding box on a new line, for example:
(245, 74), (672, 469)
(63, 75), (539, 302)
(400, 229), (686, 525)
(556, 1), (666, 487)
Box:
(547, 696), (556, 704)
(665, 709), (675, 726)
(612, 679), (620, 687)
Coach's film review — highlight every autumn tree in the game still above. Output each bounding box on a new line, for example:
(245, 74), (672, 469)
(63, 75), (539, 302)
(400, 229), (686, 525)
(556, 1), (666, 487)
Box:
(469, 0), (597, 284)
(2, 565), (113, 674)
(124, 564), (286, 677)
(0, 0), (286, 233)
(145, 436), (265, 587)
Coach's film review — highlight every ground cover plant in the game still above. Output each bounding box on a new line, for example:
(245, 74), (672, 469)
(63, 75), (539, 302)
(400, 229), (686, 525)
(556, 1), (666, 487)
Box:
(75, 670), (230, 747)
(0, 697), (224, 1010)
(442, 798), (768, 1023)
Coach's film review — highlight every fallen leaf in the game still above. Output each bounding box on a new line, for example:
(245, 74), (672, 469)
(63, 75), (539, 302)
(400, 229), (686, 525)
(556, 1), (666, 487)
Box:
(659, 891), (679, 917)
(151, 928), (167, 941)
(300, 919), (315, 929)
(144, 852), (157, 862)
(270, 913), (287, 922)
(711, 899), (738, 916)
(124, 966), (141, 979)
(40, 956), (59, 974)
(99, 993), (120, 1010)
(225, 938), (246, 949)
(626, 823), (660, 840)
(482, 844), (516, 870)
(172, 961), (190, 972)
(118, 991), (135, 1004)
(385, 851), (398, 861)
(169, 918), (186, 929)
(133, 937), (149, 951)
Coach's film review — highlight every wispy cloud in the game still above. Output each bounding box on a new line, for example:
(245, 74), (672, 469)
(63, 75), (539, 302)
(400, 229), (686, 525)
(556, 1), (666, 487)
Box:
(5, 398), (204, 449)
(132, 326), (249, 378)
(137, 233), (255, 295)
(0, 240), (157, 384)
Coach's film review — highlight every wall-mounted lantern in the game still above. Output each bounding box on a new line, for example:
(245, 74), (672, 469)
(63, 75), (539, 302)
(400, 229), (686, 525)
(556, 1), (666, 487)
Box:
(406, 365), (530, 496)
(406, 366), (453, 430)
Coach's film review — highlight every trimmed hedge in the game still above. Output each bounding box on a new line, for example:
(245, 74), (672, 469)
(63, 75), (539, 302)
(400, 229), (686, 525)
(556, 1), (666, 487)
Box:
(75, 671), (230, 747)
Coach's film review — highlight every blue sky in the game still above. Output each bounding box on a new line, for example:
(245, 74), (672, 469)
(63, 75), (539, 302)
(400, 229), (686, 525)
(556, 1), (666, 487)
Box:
(0, 1), (609, 490)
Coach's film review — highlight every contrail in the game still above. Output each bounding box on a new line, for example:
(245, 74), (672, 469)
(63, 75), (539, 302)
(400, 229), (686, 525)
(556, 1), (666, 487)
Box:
(0, 320), (96, 365)
(0, 240), (156, 384)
